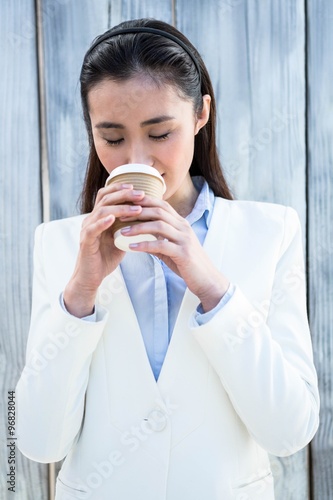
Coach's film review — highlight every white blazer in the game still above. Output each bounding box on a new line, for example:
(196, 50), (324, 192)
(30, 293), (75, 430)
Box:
(16, 197), (319, 500)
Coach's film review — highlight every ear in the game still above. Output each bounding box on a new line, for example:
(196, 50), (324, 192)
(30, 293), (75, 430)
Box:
(195, 94), (211, 135)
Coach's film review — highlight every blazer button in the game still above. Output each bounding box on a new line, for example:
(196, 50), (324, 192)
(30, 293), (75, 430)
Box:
(145, 409), (167, 432)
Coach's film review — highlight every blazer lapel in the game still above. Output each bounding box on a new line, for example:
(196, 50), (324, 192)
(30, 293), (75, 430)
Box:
(202, 196), (231, 271)
(96, 268), (163, 431)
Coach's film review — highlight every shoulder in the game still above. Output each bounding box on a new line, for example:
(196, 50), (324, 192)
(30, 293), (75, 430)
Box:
(36, 213), (87, 234)
(216, 197), (297, 217)
(34, 214), (87, 247)
(32, 214), (89, 297)
(33, 214), (88, 270)
(216, 197), (301, 228)
(214, 198), (302, 252)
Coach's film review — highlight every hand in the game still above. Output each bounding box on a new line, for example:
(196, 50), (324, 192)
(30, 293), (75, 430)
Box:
(63, 183), (145, 317)
(118, 195), (230, 312)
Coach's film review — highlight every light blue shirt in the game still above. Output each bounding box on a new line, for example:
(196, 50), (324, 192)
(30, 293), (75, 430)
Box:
(61, 176), (235, 380)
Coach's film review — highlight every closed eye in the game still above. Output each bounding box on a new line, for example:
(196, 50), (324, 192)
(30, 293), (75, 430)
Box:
(150, 133), (170, 141)
(104, 133), (169, 146)
(105, 138), (124, 146)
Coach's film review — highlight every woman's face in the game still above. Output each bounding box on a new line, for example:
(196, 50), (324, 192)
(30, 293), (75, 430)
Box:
(88, 76), (210, 209)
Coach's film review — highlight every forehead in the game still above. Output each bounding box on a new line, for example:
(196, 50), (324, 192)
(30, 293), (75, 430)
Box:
(88, 76), (193, 122)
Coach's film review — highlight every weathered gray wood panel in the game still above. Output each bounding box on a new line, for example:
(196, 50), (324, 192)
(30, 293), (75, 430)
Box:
(176, 1), (309, 498)
(0, 1), (46, 499)
(117, 0), (173, 25)
(307, 0), (333, 497)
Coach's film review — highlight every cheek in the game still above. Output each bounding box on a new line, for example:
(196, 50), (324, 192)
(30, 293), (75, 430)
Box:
(170, 132), (195, 165)
(167, 132), (193, 160)
(94, 142), (122, 172)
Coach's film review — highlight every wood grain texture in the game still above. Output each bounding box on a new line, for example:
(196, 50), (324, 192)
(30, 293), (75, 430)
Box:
(176, 1), (309, 498)
(0, 1), (46, 499)
(307, 0), (333, 497)
(116, 0), (173, 24)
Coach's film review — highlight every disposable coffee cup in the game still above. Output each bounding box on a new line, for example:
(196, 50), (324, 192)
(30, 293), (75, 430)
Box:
(105, 164), (166, 251)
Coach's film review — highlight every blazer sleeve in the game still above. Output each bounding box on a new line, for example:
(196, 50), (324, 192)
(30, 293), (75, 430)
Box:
(16, 223), (109, 463)
(190, 206), (320, 457)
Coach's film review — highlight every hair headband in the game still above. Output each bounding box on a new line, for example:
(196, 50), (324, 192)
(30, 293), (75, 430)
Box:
(86, 27), (202, 85)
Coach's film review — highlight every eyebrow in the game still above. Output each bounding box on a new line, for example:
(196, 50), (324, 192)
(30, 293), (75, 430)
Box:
(95, 115), (175, 129)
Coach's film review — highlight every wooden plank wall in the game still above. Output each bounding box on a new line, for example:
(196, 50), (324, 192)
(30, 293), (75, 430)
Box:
(0, 0), (47, 499)
(307, 0), (333, 498)
(1, 0), (331, 498)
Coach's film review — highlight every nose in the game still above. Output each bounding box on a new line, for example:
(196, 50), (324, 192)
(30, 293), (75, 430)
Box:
(126, 141), (154, 167)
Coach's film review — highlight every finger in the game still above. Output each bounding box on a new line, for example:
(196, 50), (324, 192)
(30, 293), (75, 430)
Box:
(83, 203), (143, 228)
(132, 195), (185, 221)
(95, 182), (133, 205)
(81, 213), (116, 248)
(128, 238), (180, 257)
(120, 219), (186, 244)
(119, 205), (189, 232)
(96, 185), (145, 209)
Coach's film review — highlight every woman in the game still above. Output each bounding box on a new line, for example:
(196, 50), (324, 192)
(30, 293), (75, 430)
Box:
(16, 18), (319, 500)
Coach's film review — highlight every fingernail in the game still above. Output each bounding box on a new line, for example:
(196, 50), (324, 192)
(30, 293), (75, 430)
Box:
(129, 243), (139, 248)
(121, 226), (131, 233)
(132, 190), (144, 196)
(130, 205), (141, 211)
(121, 183), (133, 189)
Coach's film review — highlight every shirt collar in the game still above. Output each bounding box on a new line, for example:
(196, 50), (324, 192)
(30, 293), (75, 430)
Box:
(185, 176), (215, 228)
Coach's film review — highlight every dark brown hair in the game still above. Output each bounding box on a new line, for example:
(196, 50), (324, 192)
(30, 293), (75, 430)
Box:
(79, 18), (233, 213)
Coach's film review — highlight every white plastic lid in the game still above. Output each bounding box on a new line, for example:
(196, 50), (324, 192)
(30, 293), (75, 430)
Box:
(106, 163), (166, 193)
